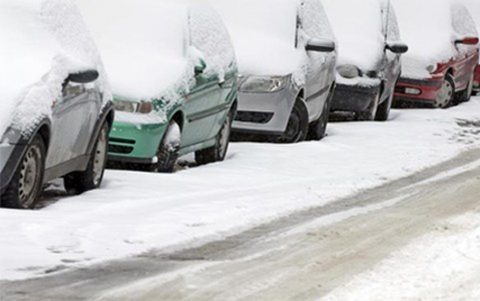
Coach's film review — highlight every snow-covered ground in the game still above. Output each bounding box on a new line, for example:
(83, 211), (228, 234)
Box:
(322, 212), (480, 301)
(2, 98), (480, 280)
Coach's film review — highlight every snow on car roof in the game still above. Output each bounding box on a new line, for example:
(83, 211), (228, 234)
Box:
(393, 0), (478, 79)
(322, 0), (385, 71)
(77, 0), (190, 101)
(0, 0), (104, 137)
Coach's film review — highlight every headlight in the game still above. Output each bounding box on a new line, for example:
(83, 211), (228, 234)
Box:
(337, 65), (361, 79)
(426, 65), (436, 73)
(114, 100), (153, 114)
(239, 76), (289, 93)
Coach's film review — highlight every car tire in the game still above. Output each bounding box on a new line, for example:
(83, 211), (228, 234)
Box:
(64, 122), (109, 194)
(307, 92), (332, 141)
(195, 107), (234, 165)
(1, 135), (46, 209)
(356, 91), (380, 121)
(375, 89), (394, 122)
(459, 72), (475, 103)
(433, 74), (455, 109)
(277, 99), (309, 143)
(156, 120), (181, 173)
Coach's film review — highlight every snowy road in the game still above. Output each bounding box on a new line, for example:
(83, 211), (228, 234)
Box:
(1, 99), (480, 298)
(2, 147), (480, 300)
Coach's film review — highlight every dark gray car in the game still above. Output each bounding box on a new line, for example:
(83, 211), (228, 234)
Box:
(0, 0), (114, 209)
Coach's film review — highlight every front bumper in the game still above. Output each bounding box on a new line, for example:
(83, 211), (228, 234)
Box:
(232, 85), (298, 136)
(394, 76), (443, 103)
(330, 83), (381, 113)
(108, 121), (167, 164)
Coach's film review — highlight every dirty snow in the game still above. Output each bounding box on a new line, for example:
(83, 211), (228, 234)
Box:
(1, 99), (480, 280)
(0, 0), (107, 137)
(393, 0), (478, 79)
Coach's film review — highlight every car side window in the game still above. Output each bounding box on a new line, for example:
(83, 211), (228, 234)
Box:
(298, 0), (334, 43)
(382, 3), (401, 43)
(188, 5), (236, 82)
(62, 82), (86, 100)
(451, 3), (477, 39)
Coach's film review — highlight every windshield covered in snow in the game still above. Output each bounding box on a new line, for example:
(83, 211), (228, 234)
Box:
(77, 0), (189, 100)
(322, 0), (385, 71)
(393, 0), (477, 79)
(211, 0), (303, 76)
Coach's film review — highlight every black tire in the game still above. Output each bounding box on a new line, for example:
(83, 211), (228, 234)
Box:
(277, 99), (309, 143)
(195, 107), (234, 165)
(1, 136), (46, 209)
(375, 89), (394, 122)
(458, 72), (475, 103)
(356, 90), (380, 121)
(307, 92), (332, 141)
(433, 74), (455, 109)
(156, 120), (181, 173)
(64, 122), (109, 194)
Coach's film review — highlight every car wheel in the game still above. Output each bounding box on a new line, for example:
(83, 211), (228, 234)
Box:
(277, 99), (309, 143)
(156, 120), (181, 173)
(307, 93), (331, 141)
(195, 107), (234, 165)
(1, 136), (46, 209)
(375, 88), (394, 122)
(356, 91), (380, 121)
(64, 122), (109, 194)
(433, 75), (454, 109)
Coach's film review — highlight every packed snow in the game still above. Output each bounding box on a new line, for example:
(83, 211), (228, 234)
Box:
(2, 99), (480, 280)
(393, 0), (478, 79)
(0, 0), (108, 137)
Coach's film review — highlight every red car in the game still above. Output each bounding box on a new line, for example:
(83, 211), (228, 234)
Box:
(475, 65), (480, 94)
(393, 0), (479, 108)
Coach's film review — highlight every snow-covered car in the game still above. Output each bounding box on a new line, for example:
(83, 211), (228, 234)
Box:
(211, 0), (337, 143)
(78, 0), (237, 172)
(0, 0), (114, 209)
(323, 0), (408, 121)
(393, 0), (479, 108)
(460, 0), (480, 95)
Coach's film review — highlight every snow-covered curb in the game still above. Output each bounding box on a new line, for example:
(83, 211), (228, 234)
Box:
(1, 98), (480, 280)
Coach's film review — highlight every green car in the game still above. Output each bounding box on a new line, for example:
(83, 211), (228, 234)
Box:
(79, 1), (238, 172)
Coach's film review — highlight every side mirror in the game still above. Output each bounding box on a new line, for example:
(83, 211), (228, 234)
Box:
(305, 38), (336, 53)
(194, 59), (207, 76)
(67, 70), (99, 84)
(386, 42), (409, 54)
(455, 37), (479, 45)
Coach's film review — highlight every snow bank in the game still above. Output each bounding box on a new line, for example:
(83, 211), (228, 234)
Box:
(0, 0), (107, 137)
(322, 0), (385, 71)
(393, 0), (478, 79)
(2, 98), (480, 280)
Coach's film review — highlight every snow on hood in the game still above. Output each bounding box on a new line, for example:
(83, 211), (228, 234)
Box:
(78, 0), (236, 115)
(322, 0), (385, 71)
(211, 0), (302, 77)
(393, 0), (478, 79)
(0, 0), (107, 138)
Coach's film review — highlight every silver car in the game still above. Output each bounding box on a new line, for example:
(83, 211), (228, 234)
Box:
(213, 0), (337, 143)
(0, 0), (113, 209)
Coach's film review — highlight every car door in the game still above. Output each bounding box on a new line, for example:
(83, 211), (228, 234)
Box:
(46, 79), (99, 169)
(299, 1), (333, 122)
(381, 2), (402, 101)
